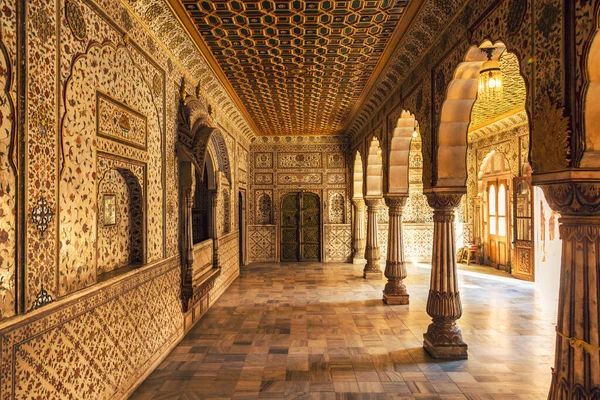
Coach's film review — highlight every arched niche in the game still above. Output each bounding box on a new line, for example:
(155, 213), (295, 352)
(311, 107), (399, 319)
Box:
(582, 24), (600, 167)
(365, 137), (383, 197)
(388, 110), (416, 195)
(96, 167), (144, 276)
(437, 41), (511, 188)
(353, 151), (364, 200)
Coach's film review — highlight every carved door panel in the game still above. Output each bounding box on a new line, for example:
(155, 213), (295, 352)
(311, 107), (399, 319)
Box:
(512, 178), (534, 281)
(487, 179), (509, 270)
(280, 192), (321, 262)
(300, 193), (320, 261)
(281, 194), (299, 262)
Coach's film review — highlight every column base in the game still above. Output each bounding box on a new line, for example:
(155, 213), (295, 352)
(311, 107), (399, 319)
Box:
(383, 293), (409, 305)
(423, 336), (468, 360)
(363, 271), (383, 279)
(353, 257), (366, 265)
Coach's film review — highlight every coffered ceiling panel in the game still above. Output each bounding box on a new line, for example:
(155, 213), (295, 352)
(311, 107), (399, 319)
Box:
(171, 0), (421, 136)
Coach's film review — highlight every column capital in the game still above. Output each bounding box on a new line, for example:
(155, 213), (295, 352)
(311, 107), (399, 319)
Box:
(424, 190), (463, 210)
(364, 197), (382, 208)
(537, 181), (600, 216)
(352, 197), (366, 209)
(384, 195), (408, 209)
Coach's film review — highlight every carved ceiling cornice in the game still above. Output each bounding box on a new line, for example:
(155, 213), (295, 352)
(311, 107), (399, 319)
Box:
(467, 109), (529, 143)
(251, 135), (349, 146)
(345, 0), (472, 139)
(123, 0), (259, 141)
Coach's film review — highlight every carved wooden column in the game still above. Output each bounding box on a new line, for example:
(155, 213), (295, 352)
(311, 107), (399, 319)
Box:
(382, 195), (409, 304)
(423, 192), (468, 359)
(363, 197), (383, 279)
(352, 198), (366, 264)
(542, 182), (600, 399)
(180, 186), (194, 312)
(211, 190), (220, 268)
(178, 161), (196, 312)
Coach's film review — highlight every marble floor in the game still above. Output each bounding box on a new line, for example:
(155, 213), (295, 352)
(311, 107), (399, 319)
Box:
(132, 262), (558, 400)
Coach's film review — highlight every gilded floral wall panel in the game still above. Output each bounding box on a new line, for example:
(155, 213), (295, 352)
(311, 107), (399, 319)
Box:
(324, 225), (352, 263)
(404, 224), (434, 262)
(1, 258), (182, 400)
(378, 225), (389, 262)
(248, 225), (277, 262)
(97, 93), (148, 149)
(211, 232), (240, 305)
(26, 0), (59, 310)
(278, 153), (322, 169)
(0, 11), (16, 319)
(59, 42), (162, 296)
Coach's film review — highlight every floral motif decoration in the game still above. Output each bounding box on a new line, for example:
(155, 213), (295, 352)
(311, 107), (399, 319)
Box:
(65, 0), (87, 41)
(152, 73), (161, 98)
(256, 192), (272, 225)
(531, 95), (571, 173)
(329, 193), (345, 224)
(28, 286), (54, 311)
(121, 8), (133, 32)
(507, 0), (527, 33)
(31, 9), (53, 43)
(31, 196), (53, 237)
(537, 3), (560, 40)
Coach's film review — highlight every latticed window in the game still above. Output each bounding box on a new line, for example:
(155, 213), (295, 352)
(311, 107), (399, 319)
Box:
(192, 166), (210, 244)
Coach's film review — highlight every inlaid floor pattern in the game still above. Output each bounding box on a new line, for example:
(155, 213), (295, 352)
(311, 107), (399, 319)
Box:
(132, 262), (557, 400)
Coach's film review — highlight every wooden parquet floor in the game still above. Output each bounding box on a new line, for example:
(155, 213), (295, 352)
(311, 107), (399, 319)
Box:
(131, 262), (557, 400)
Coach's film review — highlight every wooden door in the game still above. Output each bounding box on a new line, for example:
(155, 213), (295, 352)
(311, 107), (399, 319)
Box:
(512, 178), (534, 281)
(280, 192), (321, 262)
(300, 193), (320, 261)
(487, 180), (509, 270)
(281, 193), (299, 261)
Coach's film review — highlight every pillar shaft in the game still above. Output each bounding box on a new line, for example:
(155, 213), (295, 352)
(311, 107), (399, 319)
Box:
(423, 192), (467, 359)
(363, 197), (383, 279)
(543, 181), (600, 399)
(383, 196), (409, 305)
(353, 199), (366, 264)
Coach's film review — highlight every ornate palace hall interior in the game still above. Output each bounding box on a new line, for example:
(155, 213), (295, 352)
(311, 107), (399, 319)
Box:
(1, 0), (599, 399)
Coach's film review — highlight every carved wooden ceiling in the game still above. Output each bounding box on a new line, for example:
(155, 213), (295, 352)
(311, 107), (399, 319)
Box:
(169, 0), (424, 136)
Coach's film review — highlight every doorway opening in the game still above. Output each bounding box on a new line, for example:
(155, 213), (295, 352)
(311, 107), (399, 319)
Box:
(280, 192), (321, 262)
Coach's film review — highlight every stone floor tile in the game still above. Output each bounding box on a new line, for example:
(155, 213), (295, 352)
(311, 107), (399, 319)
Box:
(133, 262), (556, 399)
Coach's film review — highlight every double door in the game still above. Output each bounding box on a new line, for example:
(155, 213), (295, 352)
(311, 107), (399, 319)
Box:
(280, 192), (320, 262)
(487, 179), (509, 269)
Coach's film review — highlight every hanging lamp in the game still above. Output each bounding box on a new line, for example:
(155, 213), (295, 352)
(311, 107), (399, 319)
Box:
(478, 48), (503, 101)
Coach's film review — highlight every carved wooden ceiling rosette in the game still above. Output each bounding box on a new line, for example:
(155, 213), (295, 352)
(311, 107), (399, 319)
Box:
(175, 0), (416, 136)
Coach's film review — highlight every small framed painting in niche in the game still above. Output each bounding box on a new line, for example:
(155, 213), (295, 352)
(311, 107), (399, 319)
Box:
(103, 194), (117, 226)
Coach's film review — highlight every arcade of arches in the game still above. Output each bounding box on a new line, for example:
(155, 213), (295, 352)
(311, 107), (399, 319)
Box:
(1, 0), (600, 399)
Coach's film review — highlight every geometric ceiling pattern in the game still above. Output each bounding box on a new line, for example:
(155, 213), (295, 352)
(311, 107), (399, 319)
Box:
(177, 0), (414, 135)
